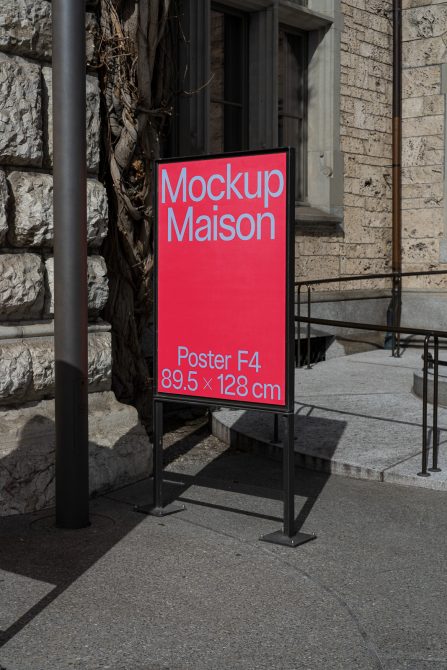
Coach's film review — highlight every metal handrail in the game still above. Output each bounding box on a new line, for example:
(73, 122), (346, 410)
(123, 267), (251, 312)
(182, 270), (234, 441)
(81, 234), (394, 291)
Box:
(295, 315), (443, 477)
(297, 315), (447, 339)
(296, 269), (447, 361)
(295, 268), (447, 288)
(292, 269), (447, 477)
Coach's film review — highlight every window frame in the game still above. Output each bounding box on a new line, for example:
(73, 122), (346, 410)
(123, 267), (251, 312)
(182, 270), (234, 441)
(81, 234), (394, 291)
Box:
(278, 24), (308, 205)
(175, 0), (343, 226)
(210, 2), (250, 153)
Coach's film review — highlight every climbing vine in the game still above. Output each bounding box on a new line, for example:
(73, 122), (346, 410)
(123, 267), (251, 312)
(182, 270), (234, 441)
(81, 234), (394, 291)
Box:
(98, 0), (176, 422)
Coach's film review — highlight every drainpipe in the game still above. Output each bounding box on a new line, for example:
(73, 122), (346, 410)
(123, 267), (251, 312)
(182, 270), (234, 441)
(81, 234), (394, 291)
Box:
(392, 0), (402, 355)
(53, 0), (90, 528)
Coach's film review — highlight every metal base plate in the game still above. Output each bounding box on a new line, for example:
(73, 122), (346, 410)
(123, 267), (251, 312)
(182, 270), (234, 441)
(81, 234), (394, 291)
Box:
(134, 503), (186, 516)
(260, 530), (316, 548)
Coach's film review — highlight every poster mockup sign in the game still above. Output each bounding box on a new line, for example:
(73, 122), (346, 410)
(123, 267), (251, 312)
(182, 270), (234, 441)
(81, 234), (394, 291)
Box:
(155, 149), (293, 411)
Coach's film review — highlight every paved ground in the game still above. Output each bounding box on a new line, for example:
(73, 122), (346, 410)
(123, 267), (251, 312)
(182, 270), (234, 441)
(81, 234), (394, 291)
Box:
(213, 347), (447, 490)
(1, 416), (447, 670)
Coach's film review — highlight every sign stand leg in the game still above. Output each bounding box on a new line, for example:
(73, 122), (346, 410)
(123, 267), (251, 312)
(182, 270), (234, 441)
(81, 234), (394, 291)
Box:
(261, 413), (316, 548)
(135, 399), (185, 517)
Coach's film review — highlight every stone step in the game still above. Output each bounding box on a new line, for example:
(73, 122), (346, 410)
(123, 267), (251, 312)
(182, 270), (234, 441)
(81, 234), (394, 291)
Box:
(0, 391), (151, 515)
(212, 349), (447, 491)
(413, 366), (447, 408)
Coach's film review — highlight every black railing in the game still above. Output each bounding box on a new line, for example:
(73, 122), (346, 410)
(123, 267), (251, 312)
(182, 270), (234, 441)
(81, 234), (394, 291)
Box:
(293, 270), (447, 477)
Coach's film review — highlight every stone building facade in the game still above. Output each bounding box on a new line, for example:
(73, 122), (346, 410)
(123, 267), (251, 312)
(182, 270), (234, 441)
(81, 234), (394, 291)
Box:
(291, 0), (447, 352)
(0, 1), (150, 515)
(295, 1), (447, 285)
(1, 0), (447, 513)
(298, 0), (447, 295)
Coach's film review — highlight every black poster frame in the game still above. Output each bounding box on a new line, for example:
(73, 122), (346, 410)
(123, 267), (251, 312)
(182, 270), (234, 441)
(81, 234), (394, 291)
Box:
(154, 147), (294, 413)
(136, 147), (316, 548)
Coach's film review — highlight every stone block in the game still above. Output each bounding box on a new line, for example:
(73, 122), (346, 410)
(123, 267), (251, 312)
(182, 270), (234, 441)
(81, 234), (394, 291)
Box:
(85, 13), (99, 66)
(403, 208), (443, 239)
(87, 256), (109, 316)
(0, 342), (32, 402)
(402, 181), (443, 201)
(402, 94), (444, 118)
(87, 179), (109, 247)
(340, 258), (391, 278)
(404, 6), (447, 41)
(344, 241), (391, 260)
(0, 253), (44, 319)
(0, 392), (151, 515)
(28, 331), (112, 398)
(296, 256), (340, 282)
(8, 172), (53, 247)
(87, 332), (112, 392)
(0, 1), (98, 64)
(8, 172), (108, 248)
(402, 237), (439, 264)
(402, 165), (444, 185)
(402, 135), (444, 168)
(0, 170), (8, 245)
(28, 338), (54, 398)
(45, 256), (109, 317)
(43, 68), (100, 172)
(0, 0), (52, 60)
(0, 55), (42, 167)
(402, 36), (447, 67)
(403, 66), (440, 98)
(85, 76), (101, 173)
(402, 115), (443, 137)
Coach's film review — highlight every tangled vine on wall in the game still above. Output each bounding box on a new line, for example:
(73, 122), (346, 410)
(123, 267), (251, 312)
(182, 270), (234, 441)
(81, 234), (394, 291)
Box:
(98, 0), (176, 422)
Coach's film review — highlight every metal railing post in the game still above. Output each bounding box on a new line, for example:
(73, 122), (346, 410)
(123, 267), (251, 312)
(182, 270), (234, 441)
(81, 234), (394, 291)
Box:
(396, 274), (402, 357)
(306, 285), (311, 369)
(297, 284), (301, 367)
(272, 413), (279, 444)
(430, 336), (441, 472)
(418, 335), (431, 477)
(296, 270), (447, 478)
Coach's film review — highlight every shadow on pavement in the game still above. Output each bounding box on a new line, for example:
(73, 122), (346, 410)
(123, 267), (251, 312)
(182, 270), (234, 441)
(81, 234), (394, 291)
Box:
(0, 407), (345, 649)
(0, 415), (148, 648)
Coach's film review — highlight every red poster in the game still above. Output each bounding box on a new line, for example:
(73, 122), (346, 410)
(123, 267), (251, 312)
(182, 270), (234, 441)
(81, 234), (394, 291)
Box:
(156, 150), (290, 408)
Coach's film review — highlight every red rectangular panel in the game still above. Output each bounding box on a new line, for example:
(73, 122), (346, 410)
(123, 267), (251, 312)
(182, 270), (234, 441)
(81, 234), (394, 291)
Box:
(156, 150), (289, 407)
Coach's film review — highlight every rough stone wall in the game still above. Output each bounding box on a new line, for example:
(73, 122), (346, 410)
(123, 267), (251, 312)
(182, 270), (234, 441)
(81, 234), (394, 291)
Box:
(298, 1), (447, 292)
(339, 0), (393, 286)
(0, 0), (111, 403)
(296, 0), (393, 289)
(401, 0), (447, 288)
(0, 1), (153, 516)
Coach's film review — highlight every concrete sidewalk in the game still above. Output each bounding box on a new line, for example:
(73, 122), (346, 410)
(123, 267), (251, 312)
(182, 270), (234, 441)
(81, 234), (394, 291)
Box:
(213, 348), (447, 490)
(1, 419), (447, 670)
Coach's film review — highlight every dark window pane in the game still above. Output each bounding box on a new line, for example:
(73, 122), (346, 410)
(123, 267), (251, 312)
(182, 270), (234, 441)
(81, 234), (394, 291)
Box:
(210, 6), (248, 153)
(279, 29), (307, 202)
(210, 11), (224, 103)
(210, 101), (224, 153)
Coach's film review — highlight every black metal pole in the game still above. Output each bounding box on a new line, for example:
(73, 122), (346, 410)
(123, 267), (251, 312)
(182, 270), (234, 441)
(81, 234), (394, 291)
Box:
(396, 275), (402, 357)
(430, 336), (441, 472)
(261, 412), (315, 547)
(307, 286), (311, 369)
(297, 284), (301, 367)
(418, 336), (430, 477)
(272, 414), (279, 444)
(135, 399), (185, 517)
(153, 399), (164, 509)
(53, 0), (89, 528)
(392, 0), (402, 354)
(283, 413), (295, 537)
